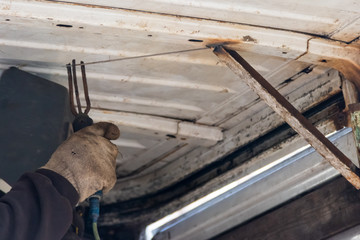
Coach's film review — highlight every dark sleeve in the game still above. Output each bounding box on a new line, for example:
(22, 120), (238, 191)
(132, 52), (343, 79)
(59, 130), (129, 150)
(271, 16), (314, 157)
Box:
(0, 169), (79, 240)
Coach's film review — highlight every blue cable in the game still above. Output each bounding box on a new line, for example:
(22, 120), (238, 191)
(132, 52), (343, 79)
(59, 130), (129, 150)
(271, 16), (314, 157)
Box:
(89, 190), (102, 240)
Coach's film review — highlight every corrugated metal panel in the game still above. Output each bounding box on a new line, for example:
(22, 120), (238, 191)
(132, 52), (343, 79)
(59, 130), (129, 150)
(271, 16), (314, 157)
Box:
(46, 0), (360, 42)
(1, 0), (359, 219)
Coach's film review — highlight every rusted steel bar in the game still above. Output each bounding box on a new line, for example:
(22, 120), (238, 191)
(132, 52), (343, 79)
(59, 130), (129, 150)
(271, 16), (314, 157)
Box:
(80, 61), (91, 115)
(66, 64), (77, 116)
(213, 45), (360, 189)
(72, 59), (82, 114)
(67, 59), (92, 117)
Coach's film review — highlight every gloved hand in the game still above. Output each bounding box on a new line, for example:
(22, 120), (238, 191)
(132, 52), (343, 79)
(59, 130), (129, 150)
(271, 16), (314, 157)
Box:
(42, 122), (120, 202)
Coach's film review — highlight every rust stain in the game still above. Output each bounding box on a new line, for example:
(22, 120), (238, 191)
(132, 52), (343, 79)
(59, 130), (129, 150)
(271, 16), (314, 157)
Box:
(137, 21), (148, 28)
(102, 110), (113, 114)
(204, 38), (243, 49)
(1, 2), (11, 10)
(190, 30), (200, 34)
(220, 88), (229, 93)
(242, 35), (257, 43)
(38, 0), (216, 23)
(39, 0), (117, 10)
(320, 59), (360, 91)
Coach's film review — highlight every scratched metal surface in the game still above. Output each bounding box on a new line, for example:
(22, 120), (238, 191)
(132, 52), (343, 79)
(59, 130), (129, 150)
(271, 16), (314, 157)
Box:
(0, 0), (359, 207)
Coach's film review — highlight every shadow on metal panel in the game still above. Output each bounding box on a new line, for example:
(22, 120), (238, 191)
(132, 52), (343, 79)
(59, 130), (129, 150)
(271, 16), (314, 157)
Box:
(0, 67), (72, 185)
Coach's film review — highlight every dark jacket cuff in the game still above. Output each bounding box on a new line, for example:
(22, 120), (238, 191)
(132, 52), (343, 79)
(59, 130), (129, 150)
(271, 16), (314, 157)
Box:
(36, 169), (79, 207)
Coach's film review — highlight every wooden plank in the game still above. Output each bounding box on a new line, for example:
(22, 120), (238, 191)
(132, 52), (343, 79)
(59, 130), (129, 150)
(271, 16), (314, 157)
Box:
(213, 177), (360, 240)
(213, 46), (360, 189)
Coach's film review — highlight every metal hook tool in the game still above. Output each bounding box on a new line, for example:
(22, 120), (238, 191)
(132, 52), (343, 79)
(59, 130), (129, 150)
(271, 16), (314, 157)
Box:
(66, 59), (93, 132)
(66, 59), (101, 240)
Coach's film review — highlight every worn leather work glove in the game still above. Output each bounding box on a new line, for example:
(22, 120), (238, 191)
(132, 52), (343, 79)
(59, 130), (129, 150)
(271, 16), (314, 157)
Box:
(42, 122), (120, 202)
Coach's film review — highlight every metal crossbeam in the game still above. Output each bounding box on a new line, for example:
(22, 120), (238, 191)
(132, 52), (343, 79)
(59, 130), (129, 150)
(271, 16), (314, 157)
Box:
(213, 45), (360, 189)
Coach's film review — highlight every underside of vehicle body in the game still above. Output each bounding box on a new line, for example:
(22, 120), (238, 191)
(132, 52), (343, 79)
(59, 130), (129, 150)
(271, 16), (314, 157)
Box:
(1, 1), (360, 239)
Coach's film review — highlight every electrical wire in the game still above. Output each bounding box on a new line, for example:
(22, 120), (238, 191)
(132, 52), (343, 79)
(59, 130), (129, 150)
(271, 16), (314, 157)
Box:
(89, 191), (102, 240)
(72, 47), (208, 66)
(92, 222), (101, 240)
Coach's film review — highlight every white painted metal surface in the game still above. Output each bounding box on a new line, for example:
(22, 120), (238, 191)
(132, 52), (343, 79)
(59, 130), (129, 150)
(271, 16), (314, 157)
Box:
(38, 0), (360, 42)
(106, 68), (343, 202)
(1, 0), (360, 231)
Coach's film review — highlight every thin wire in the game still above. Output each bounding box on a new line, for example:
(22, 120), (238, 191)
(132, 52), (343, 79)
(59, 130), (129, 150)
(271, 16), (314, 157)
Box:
(72, 47), (208, 66)
(92, 222), (100, 240)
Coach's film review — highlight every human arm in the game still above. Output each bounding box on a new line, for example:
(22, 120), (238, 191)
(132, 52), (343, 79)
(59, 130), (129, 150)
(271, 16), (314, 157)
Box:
(0, 122), (120, 240)
(0, 169), (78, 239)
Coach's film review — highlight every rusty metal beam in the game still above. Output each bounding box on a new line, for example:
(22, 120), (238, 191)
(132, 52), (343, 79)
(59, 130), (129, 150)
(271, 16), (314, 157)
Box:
(213, 45), (360, 189)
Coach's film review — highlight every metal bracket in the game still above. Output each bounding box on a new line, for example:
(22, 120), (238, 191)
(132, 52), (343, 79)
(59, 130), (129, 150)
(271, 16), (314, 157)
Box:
(213, 45), (360, 189)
